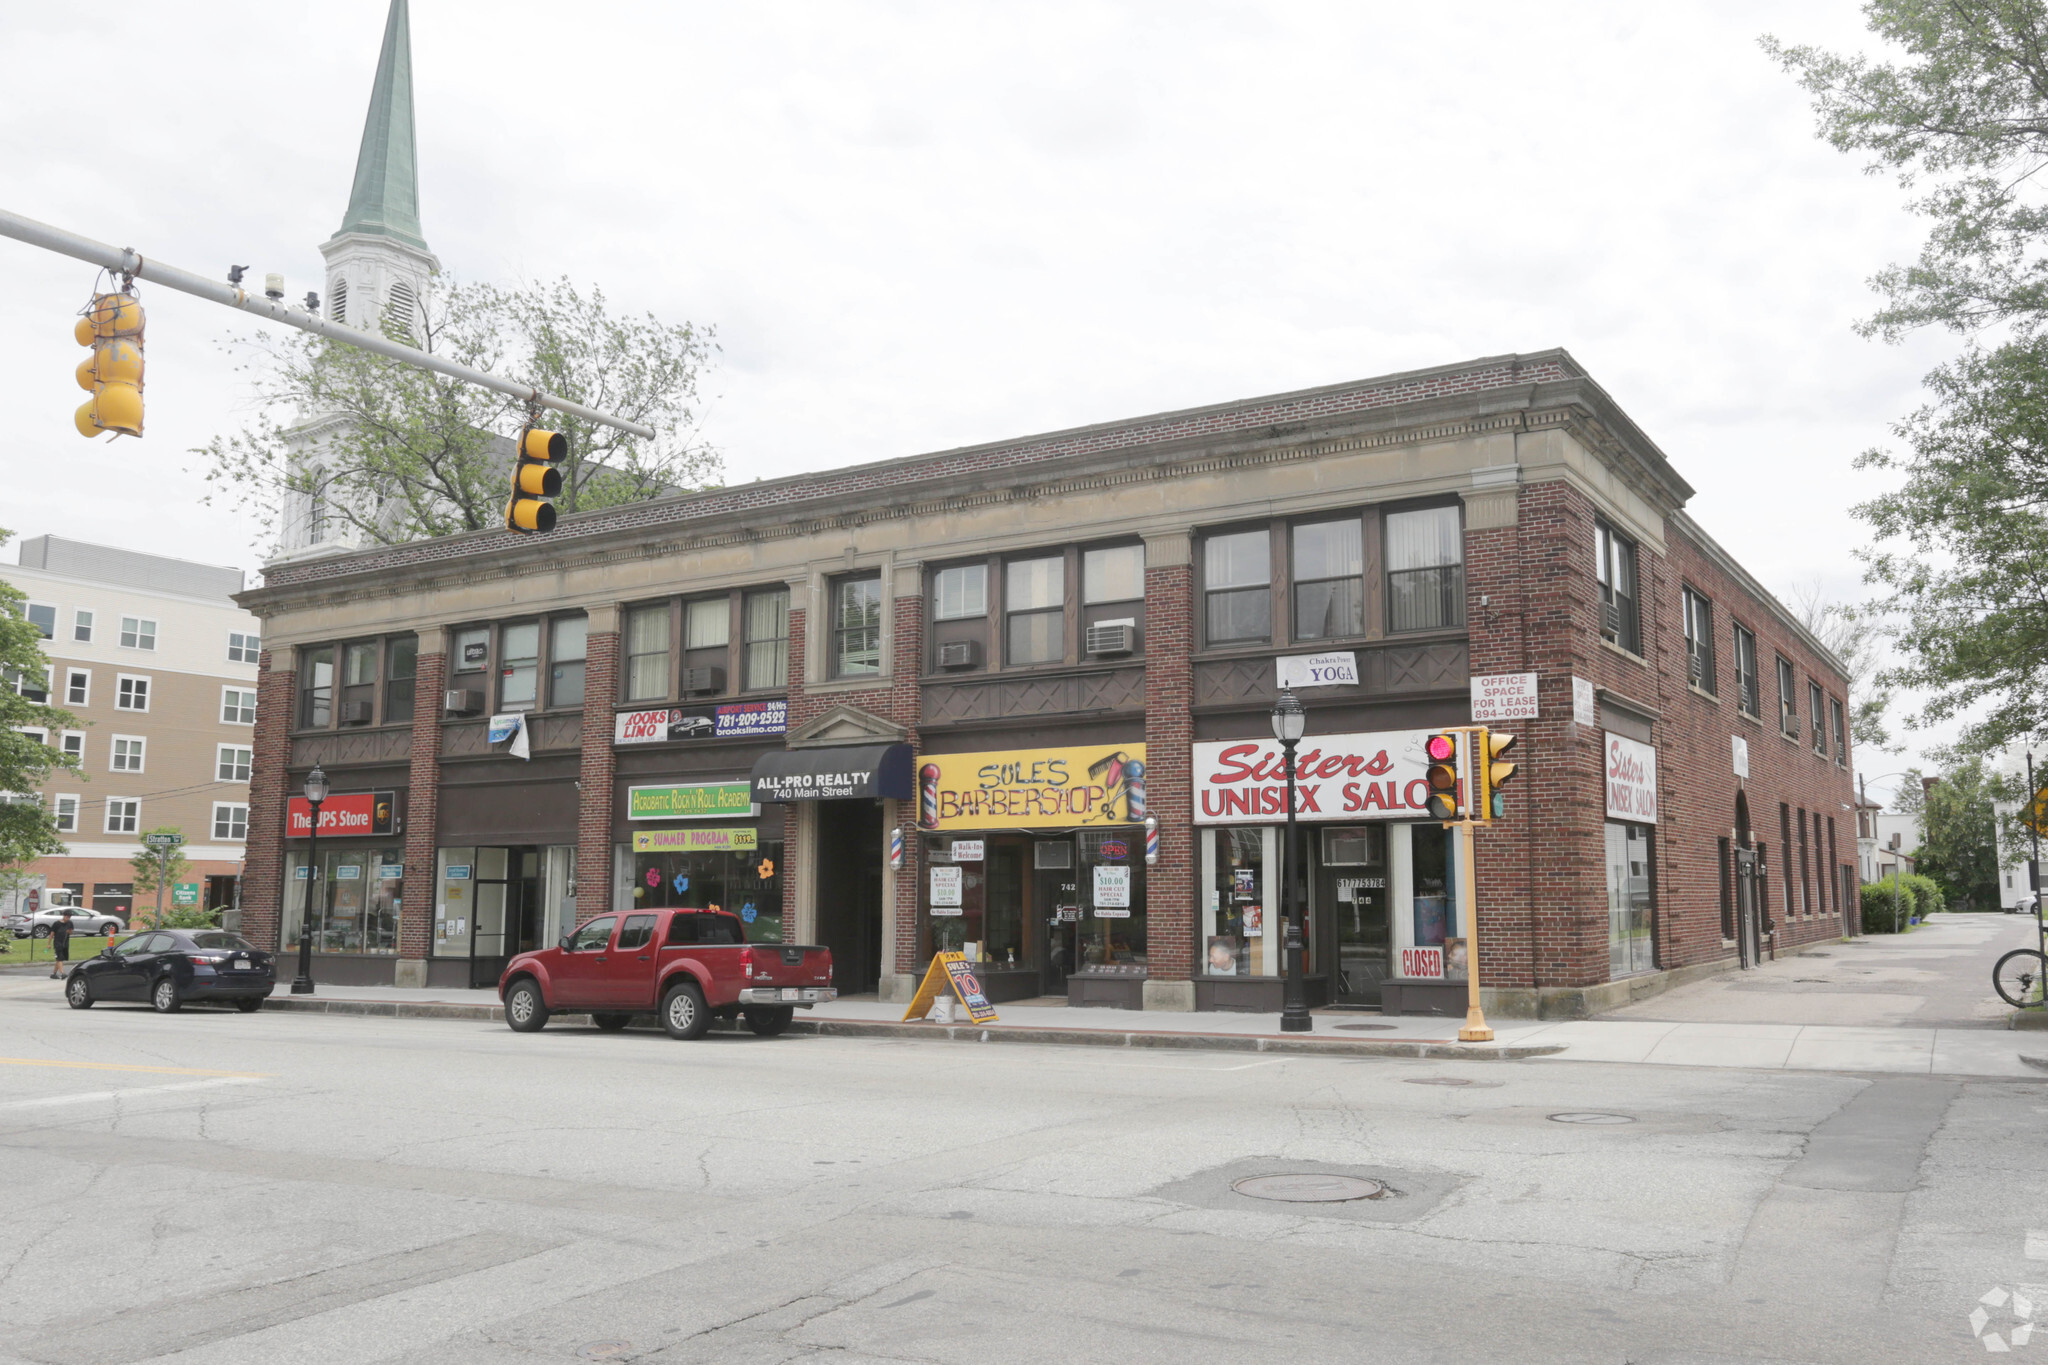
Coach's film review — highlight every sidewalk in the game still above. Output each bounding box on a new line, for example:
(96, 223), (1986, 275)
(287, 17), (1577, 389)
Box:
(163, 978), (2048, 1078)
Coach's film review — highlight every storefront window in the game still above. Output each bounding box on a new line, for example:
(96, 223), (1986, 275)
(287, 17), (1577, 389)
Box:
(627, 836), (784, 943)
(1409, 822), (1458, 946)
(285, 846), (402, 954)
(1606, 822), (1655, 977)
(1204, 827), (1271, 976)
(1077, 828), (1145, 973)
(435, 847), (477, 956)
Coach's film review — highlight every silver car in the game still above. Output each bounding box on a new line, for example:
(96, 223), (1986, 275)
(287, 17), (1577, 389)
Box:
(13, 907), (123, 939)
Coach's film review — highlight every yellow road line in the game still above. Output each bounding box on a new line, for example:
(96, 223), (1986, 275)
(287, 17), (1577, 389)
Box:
(0, 1058), (272, 1078)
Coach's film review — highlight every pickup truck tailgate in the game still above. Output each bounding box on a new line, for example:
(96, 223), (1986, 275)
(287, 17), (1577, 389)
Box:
(737, 944), (836, 1005)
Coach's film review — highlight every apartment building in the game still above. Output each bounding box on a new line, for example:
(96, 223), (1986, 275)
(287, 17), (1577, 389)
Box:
(4, 537), (259, 920)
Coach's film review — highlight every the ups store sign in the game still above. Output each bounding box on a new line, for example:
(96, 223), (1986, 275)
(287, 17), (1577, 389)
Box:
(285, 790), (402, 838)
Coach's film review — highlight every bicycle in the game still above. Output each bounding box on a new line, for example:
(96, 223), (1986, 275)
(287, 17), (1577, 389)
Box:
(1994, 947), (2048, 1009)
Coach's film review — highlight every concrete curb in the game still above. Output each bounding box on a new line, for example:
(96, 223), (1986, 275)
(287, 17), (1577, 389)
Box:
(254, 995), (1563, 1060)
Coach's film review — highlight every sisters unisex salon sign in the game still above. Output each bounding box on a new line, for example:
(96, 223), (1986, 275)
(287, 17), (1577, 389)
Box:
(1192, 730), (1462, 824)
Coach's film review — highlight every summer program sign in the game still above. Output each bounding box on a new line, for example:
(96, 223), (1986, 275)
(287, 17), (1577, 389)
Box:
(1192, 730), (1465, 825)
(1604, 733), (1658, 824)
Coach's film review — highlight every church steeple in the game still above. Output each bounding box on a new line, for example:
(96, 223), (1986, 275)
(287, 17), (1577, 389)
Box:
(331, 0), (428, 253)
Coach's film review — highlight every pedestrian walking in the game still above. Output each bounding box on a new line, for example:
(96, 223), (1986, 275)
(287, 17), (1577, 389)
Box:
(48, 909), (73, 979)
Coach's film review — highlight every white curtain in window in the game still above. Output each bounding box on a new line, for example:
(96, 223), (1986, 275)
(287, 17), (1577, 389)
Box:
(1386, 507), (1461, 571)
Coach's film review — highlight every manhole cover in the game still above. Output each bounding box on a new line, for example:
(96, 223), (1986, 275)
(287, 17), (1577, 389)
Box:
(1334, 1023), (1397, 1031)
(1548, 1112), (1634, 1125)
(1232, 1173), (1385, 1203)
(1404, 1076), (1473, 1086)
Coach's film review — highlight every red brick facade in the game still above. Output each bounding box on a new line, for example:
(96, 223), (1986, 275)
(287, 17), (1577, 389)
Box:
(239, 655), (293, 952)
(576, 633), (619, 918)
(399, 649), (445, 959)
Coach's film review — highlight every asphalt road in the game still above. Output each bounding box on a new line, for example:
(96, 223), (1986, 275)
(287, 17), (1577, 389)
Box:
(0, 976), (2042, 1364)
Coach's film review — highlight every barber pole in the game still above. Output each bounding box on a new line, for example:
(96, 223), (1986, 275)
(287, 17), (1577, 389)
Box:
(889, 826), (904, 870)
(1144, 816), (1159, 866)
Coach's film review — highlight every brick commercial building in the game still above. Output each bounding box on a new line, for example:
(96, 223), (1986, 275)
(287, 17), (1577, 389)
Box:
(235, 351), (1858, 1015)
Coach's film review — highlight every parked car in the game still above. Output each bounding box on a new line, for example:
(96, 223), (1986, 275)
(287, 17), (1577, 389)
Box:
(498, 908), (834, 1039)
(13, 905), (123, 939)
(64, 929), (275, 1013)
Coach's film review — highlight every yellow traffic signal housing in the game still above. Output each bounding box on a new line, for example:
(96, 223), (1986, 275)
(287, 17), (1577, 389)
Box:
(1424, 731), (1462, 821)
(505, 426), (566, 533)
(1478, 730), (1518, 820)
(74, 291), (144, 438)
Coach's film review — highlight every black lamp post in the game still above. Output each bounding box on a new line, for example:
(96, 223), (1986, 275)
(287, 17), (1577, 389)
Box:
(1270, 688), (1312, 1033)
(291, 765), (328, 996)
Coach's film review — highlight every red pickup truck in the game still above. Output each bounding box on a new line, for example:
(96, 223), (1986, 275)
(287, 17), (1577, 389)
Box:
(497, 908), (835, 1039)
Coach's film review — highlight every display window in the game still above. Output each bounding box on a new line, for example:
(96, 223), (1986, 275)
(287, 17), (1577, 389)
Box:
(1076, 828), (1146, 974)
(433, 846), (577, 960)
(285, 846), (402, 954)
(918, 826), (1147, 984)
(624, 837), (784, 944)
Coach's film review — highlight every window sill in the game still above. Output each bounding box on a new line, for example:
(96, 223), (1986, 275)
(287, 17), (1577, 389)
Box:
(1735, 709), (1765, 728)
(921, 658), (1142, 684)
(1598, 638), (1648, 668)
(808, 675), (890, 695)
(1686, 684), (1719, 705)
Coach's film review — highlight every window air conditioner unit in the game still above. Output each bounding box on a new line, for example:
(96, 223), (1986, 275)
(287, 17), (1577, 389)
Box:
(1601, 601), (1621, 635)
(937, 640), (980, 670)
(341, 700), (374, 726)
(444, 689), (483, 716)
(1782, 712), (1799, 739)
(1085, 619), (1136, 656)
(681, 666), (724, 696)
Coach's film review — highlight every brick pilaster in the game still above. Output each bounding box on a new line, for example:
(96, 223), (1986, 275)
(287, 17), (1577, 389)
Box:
(577, 632), (620, 918)
(781, 602), (807, 932)
(1143, 560), (1194, 981)
(399, 650), (446, 960)
(888, 588), (925, 974)
(242, 654), (294, 951)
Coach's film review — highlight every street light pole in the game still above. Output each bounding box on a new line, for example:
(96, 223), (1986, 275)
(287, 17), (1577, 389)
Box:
(1270, 689), (1312, 1034)
(291, 765), (329, 996)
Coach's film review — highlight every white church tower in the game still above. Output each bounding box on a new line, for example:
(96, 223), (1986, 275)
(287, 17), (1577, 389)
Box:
(273, 0), (439, 561)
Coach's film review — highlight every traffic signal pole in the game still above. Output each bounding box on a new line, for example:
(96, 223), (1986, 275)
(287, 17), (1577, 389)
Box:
(0, 208), (656, 440)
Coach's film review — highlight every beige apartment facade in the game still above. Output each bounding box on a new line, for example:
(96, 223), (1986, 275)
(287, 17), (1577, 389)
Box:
(5, 537), (260, 921)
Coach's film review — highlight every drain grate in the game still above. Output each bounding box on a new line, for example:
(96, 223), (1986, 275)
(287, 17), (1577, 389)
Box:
(1232, 1173), (1386, 1203)
(1334, 1023), (1398, 1031)
(1548, 1112), (1634, 1125)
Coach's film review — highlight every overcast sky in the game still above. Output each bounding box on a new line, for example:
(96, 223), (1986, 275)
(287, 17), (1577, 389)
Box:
(0, 2), (1961, 794)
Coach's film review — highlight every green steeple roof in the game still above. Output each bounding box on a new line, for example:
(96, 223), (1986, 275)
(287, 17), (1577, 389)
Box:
(332, 0), (428, 252)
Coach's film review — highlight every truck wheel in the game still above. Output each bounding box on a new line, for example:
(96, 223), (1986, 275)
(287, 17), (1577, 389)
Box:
(504, 978), (549, 1033)
(743, 1007), (795, 1037)
(590, 1012), (632, 1032)
(660, 981), (710, 1040)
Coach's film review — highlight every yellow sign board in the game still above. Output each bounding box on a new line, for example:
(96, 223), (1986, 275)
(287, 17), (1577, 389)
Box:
(631, 827), (759, 854)
(901, 951), (1000, 1024)
(916, 743), (1147, 830)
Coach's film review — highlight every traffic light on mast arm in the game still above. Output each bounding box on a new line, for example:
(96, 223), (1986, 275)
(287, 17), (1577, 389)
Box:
(1477, 729), (1518, 821)
(1424, 731), (1463, 821)
(74, 291), (144, 438)
(505, 425), (566, 533)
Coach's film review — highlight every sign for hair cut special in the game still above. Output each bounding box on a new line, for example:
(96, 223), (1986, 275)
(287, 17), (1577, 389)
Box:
(915, 744), (1149, 830)
(1192, 730), (1466, 825)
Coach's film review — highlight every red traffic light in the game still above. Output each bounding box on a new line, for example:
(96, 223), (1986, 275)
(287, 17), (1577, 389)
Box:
(1425, 733), (1456, 762)
(1425, 731), (1461, 820)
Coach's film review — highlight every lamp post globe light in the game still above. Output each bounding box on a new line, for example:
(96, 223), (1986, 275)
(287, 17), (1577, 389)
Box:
(292, 765), (329, 996)
(1270, 688), (1312, 1033)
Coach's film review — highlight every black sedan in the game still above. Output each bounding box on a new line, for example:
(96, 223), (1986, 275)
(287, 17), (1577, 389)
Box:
(66, 930), (275, 1013)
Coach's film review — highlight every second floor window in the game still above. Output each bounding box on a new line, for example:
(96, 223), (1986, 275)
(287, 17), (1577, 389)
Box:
(116, 675), (149, 712)
(1386, 506), (1465, 633)
(301, 648), (334, 728)
(385, 636), (417, 723)
(228, 631), (260, 663)
(1777, 656), (1798, 737)
(1005, 557), (1064, 666)
(498, 623), (542, 711)
(744, 588), (789, 690)
(1595, 521), (1641, 655)
(65, 669), (88, 706)
(1809, 680), (1827, 755)
(934, 564), (988, 620)
(550, 617), (588, 709)
(341, 642), (378, 723)
(1831, 697), (1847, 763)
(73, 609), (93, 643)
(1733, 624), (1759, 718)
(111, 736), (145, 772)
(120, 616), (156, 650)
(625, 606), (670, 701)
(1205, 529), (1271, 644)
(217, 745), (252, 782)
(222, 687), (257, 725)
(833, 575), (883, 676)
(24, 604), (54, 639)
(1293, 518), (1363, 640)
(1682, 587), (1716, 695)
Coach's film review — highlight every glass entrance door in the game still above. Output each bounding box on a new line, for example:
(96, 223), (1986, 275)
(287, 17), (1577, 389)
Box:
(1322, 826), (1389, 1006)
(468, 847), (539, 989)
(1036, 837), (1078, 995)
(1606, 823), (1655, 977)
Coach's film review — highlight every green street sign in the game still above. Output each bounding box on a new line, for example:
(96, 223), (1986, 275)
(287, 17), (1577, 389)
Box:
(143, 832), (186, 849)
(171, 882), (200, 907)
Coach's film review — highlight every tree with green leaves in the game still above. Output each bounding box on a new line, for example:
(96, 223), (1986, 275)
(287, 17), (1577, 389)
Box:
(0, 528), (79, 875)
(197, 276), (721, 545)
(128, 828), (192, 927)
(1769, 6), (2048, 755)
(1894, 760), (2004, 909)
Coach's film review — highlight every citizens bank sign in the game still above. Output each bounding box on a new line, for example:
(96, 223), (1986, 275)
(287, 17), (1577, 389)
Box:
(1192, 730), (1464, 824)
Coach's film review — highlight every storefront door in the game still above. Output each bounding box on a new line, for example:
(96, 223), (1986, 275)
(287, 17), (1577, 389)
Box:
(1036, 837), (1078, 995)
(1606, 823), (1655, 978)
(816, 800), (882, 995)
(468, 847), (540, 989)
(1320, 826), (1389, 1006)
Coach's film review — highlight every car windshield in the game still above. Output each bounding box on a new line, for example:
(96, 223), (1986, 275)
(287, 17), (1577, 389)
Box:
(190, 933), (253, 951)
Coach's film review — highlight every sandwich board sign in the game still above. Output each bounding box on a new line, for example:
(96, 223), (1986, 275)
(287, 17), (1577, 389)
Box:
(900, 951), (1000, 1024)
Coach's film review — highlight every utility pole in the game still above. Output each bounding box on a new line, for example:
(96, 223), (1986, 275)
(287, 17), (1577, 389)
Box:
(0, 208), (656, 440)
